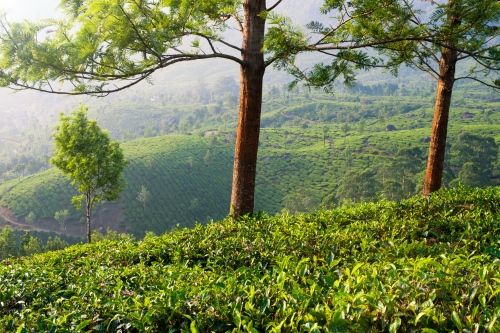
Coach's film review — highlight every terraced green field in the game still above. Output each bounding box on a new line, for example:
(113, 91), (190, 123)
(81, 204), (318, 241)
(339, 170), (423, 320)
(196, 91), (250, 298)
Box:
(0, 135), (233, 237)
(1, 81), (500, 238)
(2, 118), (500, 238)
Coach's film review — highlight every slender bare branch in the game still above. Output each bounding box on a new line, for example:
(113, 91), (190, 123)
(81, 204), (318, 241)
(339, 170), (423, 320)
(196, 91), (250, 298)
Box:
(311, 36), (428, 51)
(267, 0), (283, 12)
(231, 13), (244, 32)
(417, 41), (440, 63)
(0, 17), (19, 50)
(409, 60), (438, 81)
(192, 32), (242, 52)
(314, 49), (389, 68)
(131, 0), (158, 30)
(264, 56), (279, 68)
(455, 76), (500, 90)
(412, 49), (439, 77)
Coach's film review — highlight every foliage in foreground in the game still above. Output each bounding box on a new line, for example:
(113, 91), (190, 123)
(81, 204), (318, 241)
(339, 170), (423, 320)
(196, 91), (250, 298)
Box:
(1, 187), (500, 332)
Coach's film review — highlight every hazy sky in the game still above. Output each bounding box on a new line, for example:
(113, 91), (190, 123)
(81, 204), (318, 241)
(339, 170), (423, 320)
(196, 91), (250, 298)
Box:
(0, 0), (60, 21)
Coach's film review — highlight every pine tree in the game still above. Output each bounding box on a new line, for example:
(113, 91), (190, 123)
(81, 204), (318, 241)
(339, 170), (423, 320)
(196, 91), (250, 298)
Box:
(0, 0), (387, 217)
(274, 0), (500, 195)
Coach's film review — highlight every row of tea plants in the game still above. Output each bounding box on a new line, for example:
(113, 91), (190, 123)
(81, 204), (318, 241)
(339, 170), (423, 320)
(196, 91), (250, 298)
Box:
(0, 186), (499, 332)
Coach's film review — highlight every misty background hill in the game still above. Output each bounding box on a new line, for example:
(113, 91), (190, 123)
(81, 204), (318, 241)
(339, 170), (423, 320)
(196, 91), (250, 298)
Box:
(0, 0), (492, 240)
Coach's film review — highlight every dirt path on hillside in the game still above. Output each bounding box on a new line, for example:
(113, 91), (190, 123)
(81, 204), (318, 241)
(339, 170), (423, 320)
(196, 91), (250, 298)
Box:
(0, 203), (126, 239)
(0, 206), (61, 233)
(0, 206), (85, 238)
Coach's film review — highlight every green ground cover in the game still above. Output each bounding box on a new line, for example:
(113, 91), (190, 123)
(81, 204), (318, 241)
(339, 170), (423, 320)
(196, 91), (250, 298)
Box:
(0, 187), (499, 332)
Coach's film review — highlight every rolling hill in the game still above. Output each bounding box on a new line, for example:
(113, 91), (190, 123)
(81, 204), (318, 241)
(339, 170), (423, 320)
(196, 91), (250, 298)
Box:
(1, 99), (500, 240)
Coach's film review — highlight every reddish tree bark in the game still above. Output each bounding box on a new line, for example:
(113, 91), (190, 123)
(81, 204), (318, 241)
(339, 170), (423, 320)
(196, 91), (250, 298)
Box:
(422, 3), (459, 196)
(230, 0), (266, 217)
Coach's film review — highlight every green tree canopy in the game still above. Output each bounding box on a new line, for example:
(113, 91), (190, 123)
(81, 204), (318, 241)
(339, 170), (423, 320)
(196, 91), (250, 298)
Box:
(136, 185), (150, 212)
(54, 209), (70, 230)
(283, 188), (320, 214)
(450, 132), (498, 188)
(46, 236), (69, 252)
(0, 225), (16, 260)
(25, 211), (36, 224)
(378, 147), (426, 200)
(51, 106), (128, 243)
(336, 169), (380, 203)
(450, 132), (498, 171)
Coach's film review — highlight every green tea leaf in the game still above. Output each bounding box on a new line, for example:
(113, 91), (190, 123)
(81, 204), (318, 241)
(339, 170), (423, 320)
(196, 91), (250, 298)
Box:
(233, 310), (242, 329)
(485, 246), (500, 258)
(415, 312), (426, 324)
(190, 320), (199, 333)
(479, 267), (488, 281)
(468, 286), (478, 304)
(451, 311), (463, 330)
(389, 317), (401, 333)
(300, 264), (308, 278)
(351, 263), (363, 276)
(75, 320), (92, 332)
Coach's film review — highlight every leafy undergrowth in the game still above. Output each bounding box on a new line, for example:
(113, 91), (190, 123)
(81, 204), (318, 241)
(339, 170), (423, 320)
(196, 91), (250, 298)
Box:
(1, 187), (500, 332)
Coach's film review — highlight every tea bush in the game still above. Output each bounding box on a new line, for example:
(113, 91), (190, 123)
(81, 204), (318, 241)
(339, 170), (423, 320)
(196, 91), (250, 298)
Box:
(0, 187), (499, 332)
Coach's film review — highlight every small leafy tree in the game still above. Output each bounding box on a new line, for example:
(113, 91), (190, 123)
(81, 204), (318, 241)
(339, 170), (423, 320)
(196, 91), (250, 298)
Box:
(450, 133), (498, 173)
(0, 225), (16, 260)
(283, 130), (289, 149)
(340, 123), (350, 138)
(453, 162), (484, 188)
(46, 236), (69, 251)
(322, 126), (329, 147)
(13, 164), (25, 179)
(203, 150), (212, 165)
(336, 169), (380, 203)
(21, 236), (44, 257)
(54, 209), (70, 231)
(283, 189), (320, 214)
(189, 198), (200, 213)
(378, 147), (426, 200)
(357, 119), (366, 135)
(51, 106), (128, 243)
(136, 186), (150, 212)
(25, 211), (35, 224)
(18, 232), (43, 257)
(186, 156), (194, 172)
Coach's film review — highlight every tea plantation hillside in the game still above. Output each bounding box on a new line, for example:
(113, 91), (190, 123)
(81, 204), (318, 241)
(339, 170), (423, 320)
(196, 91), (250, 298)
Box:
(0, 135), (235, 237)
(1, 187), (499, 332)
(2, 120), (500, 238)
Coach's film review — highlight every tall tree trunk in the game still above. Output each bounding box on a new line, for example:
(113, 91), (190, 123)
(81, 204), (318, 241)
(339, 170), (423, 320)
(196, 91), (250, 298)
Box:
(86, 193), (92, 243)
(230, 0), (266, 217)
(422, 11), (458, 195)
